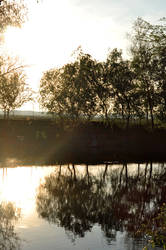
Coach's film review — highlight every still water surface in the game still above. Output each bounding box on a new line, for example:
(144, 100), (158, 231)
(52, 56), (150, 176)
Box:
(0, 163), (164, 250)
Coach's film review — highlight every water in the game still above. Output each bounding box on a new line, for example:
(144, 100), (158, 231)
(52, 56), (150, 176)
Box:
(0, 163), (164, 250)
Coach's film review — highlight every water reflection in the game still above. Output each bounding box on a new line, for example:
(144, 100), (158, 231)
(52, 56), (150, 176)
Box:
(36, 163), (166, 244)
(0, 202), (21, 250)
(0, 163), (164, 249)
(0, 167), (53, 216)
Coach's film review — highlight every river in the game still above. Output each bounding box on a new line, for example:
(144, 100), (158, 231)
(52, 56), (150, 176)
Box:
(0, 163), (164, 250)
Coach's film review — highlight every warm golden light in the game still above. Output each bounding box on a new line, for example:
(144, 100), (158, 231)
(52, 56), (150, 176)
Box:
(4, 27), (23, 54)
(0, 167), (53, 217)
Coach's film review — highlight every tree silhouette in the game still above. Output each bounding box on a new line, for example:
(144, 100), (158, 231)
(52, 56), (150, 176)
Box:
(106, 49), (136, 128)
(129, 18), (160, 128)
(40, 48), (99, 122)
(0, 57), (32, 119)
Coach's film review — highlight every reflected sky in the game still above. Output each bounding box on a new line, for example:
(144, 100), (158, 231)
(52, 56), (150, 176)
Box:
(0, 167), (53, 221)
(0, 164), (164, 250)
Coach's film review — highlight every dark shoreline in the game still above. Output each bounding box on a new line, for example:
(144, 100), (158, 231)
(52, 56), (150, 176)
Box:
(1, 119), (166, 165)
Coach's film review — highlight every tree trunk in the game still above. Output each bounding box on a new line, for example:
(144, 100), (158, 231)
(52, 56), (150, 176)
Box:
(137, 164), (140, 179)
(67, 164), (72, 177)
(105, 109), (108, 123)
(146, 109), (149, 123)
(103, 103), (109, 125)
(149, 103), (154, 129)
(125, 164), (128, 187)
(164, 97), (166, 117)
(7, 109), (9, 120)
(119, 165), (124, 186)
(150, 110), (154, 129)
(103, 164), (108, 181)
(126, 114), (130, 129)
(3, 110), (6, 119)
(86, 165), (91, 185)
(147, 87), (154, 129)
(149, 161), (153, 181)
(126, 100), (131, 129)
(144, 163), (148, 184)
(121, 104), (125, 120)
(58, 165), (62, 178)
(72, 164), (76, 181)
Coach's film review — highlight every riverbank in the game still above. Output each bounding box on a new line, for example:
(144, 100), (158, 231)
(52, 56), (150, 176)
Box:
(0, 119), (166, 165)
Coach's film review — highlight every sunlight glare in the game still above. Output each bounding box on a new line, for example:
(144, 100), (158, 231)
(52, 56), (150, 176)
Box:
(0, 167), (53, 218)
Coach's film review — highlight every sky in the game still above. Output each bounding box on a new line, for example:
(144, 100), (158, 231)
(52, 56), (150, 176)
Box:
(2, 0), (166, 110)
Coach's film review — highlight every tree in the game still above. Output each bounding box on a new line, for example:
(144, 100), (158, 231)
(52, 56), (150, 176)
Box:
(129, 18), (159, 129)
(94, 61), (113, 124)
(0, 0), (27, 32)
(39, 68), (64, 118)
(40, 49), (99, 122)
(61, 50), (99, 121)
(0, 57), (32, 119)
(105, 49), (136, 128)
(147, 18), (166, 122)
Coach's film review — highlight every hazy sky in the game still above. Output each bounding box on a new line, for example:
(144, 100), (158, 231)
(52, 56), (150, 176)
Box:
(2, 0), (166, 110)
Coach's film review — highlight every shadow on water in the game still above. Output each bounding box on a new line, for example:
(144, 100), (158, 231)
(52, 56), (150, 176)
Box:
(0, 202), (21, 250)
(1, 119), (166, 165)
(36, 163), (166, 246)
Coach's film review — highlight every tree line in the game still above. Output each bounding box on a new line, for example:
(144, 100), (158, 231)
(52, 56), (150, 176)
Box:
(1, 1), (166, 128)
(40, 18), (166, 129)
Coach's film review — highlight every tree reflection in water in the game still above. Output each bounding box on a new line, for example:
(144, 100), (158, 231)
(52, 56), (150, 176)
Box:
(36, 163), (166, 244)
(0, 202), (21, 250)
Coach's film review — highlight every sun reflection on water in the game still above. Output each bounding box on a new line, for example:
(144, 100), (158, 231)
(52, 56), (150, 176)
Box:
(0, 164), (147, 230)
(0, 163), (160, 250)
(0, 167), (53, 217)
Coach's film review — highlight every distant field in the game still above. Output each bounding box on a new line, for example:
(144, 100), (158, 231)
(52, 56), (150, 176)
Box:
(0, 110), (53, 120)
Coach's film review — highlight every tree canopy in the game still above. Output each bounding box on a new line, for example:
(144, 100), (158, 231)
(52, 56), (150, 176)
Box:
(0, 56), (32, 118)
(0, 0), (27, 32)
(40, 49), (99, 122)
(39, 17), (166, 128)
(0, 1), (34, 117)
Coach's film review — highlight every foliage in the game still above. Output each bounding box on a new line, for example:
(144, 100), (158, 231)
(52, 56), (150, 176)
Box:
(37, 17), (166, 128)
(129, 17), (166, 128)
(139, 204), (166, 249)
(106, 49), (136, 127)
(40, 49), (99, 122)
(0, 0), (32, 119)
(0, 0), (27, 32)
(0, 56), (32, 118)
(94, 61), (112, 124)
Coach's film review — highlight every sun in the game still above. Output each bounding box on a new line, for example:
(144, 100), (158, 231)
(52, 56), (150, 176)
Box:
(4, 26), (25, 56)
